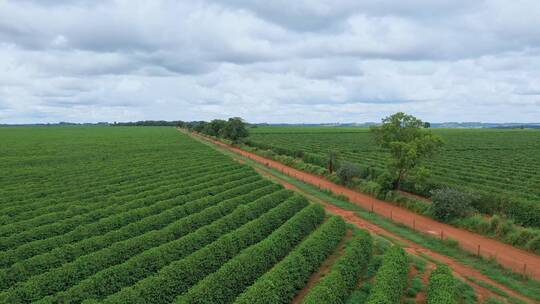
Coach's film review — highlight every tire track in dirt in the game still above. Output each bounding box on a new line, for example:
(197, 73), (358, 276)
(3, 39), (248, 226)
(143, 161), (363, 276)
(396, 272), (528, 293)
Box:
(183, 130), (538, 303)
(187, 131), (540, 281)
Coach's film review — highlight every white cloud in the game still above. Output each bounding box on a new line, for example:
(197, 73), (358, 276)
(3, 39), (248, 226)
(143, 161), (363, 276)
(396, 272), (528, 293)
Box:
(0, 0), (539, 123)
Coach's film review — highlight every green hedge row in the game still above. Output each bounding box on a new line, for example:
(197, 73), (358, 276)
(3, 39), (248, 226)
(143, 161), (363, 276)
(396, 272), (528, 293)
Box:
(0, 151), (188, 205)
(37, 188), (292, 303)
(0, 173), (259, 269)
(365, 246), (409, 304)
(0, 158), (213, 214)
(0, 180), (274, 292)
(301, 231), (373, 304)
(427, 265), (456, 304)
(0, 179), (268, 303)
(1, 160), (234, 222)
(0, 167), (174, 227)
(0, 162), (238, 236)
(0, 168), (254, 251)
(1, 176), (174, 236)
(102, 197), (320, 304)
(0, 158), (175, 212)
(231, 216), (347, 304)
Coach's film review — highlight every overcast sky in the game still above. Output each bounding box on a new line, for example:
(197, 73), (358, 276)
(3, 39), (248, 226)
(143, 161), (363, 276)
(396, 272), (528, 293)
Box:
(1, 0), (539, 124)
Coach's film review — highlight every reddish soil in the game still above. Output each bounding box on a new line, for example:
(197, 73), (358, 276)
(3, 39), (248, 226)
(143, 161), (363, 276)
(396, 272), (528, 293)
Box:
(184, 130), (538, 303)
(188, 131), (540, 282)
(414, 263), (434, 303)
(251, 168), (531, 303)
(291, 230), (352, 304)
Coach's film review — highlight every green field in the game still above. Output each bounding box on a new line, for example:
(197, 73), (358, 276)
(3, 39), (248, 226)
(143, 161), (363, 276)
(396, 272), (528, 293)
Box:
(0, 127), (380, 303)
(247, 126), (540, 226)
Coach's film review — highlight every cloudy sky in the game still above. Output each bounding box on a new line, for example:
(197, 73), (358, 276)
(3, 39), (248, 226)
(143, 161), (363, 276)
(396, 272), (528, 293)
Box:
(1, 0), (539, 124)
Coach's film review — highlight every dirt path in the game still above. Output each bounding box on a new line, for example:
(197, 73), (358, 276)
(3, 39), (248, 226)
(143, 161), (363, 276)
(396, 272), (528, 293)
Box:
(414, 263), (434, 303)
(292, 230), (352, 304)
(184, 130), (540, 303)
(251, 166), (533, 303)
(188, 131), (540, 282)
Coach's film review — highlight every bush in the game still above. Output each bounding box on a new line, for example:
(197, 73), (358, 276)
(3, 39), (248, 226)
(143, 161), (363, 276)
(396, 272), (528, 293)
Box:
(365, 246), (409, 304)
(0, 171), (258, 271)
(1, 180), (276, 303)
(430, 188), (475, 222)
(453, 214), (540, 254)
(337, 161), (361, 184)
(376, 171), (396, 192)
(358, 181), (383, 197)
(302, 231), (373, 304)
(39, 188), (291, 303)
(385, 191), (431, 215)
(526, 236), (540, 253)
(102, 200), (323, 304)
(427, 265), (456, 304)
(210, 216), (347, 304)
(0, 180), (275, 292)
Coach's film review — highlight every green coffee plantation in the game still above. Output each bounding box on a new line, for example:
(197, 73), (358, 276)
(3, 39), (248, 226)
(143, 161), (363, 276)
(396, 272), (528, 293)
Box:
(1, 127), (452, 304)
(247, 127), (540, 227)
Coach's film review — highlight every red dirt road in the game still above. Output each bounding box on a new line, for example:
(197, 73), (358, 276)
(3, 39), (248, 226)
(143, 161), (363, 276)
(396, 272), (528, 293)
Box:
(252, 164), (533, 303)
(189, 131), (540, 281)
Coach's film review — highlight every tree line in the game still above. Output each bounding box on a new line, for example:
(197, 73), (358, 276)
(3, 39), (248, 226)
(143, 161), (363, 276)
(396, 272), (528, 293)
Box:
(184, 117), (249, 143)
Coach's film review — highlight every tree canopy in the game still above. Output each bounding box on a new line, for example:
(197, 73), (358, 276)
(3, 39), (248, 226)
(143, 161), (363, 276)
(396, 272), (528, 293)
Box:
(370, 112), (443, 190)
(186, 117), (249, 143)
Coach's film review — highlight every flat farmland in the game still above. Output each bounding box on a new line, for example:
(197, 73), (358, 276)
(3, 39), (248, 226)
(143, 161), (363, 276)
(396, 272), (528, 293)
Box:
(248, 127), (540, 225)
(0, 127), (375, 304)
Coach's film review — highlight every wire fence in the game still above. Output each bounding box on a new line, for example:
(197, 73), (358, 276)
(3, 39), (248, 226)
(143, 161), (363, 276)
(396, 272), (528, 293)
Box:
(271, 162), (537, 280)
(198, 133), (538, 280)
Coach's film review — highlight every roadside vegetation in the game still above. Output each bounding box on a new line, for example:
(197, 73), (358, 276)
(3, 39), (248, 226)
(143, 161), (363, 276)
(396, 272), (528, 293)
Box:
(239, 114), (540, 254)
(193, 135), (539, 302)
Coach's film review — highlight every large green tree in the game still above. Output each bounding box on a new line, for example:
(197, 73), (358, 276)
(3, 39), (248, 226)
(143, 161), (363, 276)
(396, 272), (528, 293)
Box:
(370, 112), (443, 190)
(220, 117), (249, 143)
(203, 119), (227, 137)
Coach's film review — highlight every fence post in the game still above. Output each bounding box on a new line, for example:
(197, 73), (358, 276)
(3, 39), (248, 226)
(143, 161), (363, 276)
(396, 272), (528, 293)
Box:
(523, 264), (527, 276)
(390, 210), (393, 220)
(440, 230), (444, 240)
(371, 203), (374, 213)
(477, 245), (480, 256)
(413, 218), (415, 230)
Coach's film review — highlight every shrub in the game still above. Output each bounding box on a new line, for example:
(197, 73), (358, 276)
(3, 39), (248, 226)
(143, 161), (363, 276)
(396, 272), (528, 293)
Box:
(101, 200), (323, 304)
(427, 265), (457, 304)
(526, 236), (540, 254)
(201, 216), (347, 304)
(430, 188), (475, 222)
(0, 180), (276, 292)
(365, 246), (409, 304)
(376, 171), (396, 192)
(358, 181), (383, 197)
(337, 161), (361, 184)
(39, 188), (292, 303)
(301, 231), (373, 304)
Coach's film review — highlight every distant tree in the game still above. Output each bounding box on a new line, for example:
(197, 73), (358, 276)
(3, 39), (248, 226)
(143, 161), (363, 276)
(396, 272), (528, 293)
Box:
(202, 119), (227, 137)
(220, 117), (249, 143)
(327, 151), (339, 174)
(370, 112), (443, 190)
(423, 122), (431, 128)
(193, 122), (207, 133)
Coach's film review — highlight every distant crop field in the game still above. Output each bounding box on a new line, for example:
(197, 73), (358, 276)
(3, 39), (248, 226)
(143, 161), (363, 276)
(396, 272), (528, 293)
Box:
(248, 126), (540, 224)
(0, 127), (374, 303)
